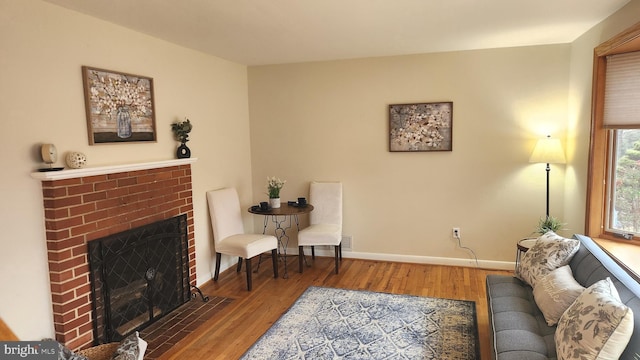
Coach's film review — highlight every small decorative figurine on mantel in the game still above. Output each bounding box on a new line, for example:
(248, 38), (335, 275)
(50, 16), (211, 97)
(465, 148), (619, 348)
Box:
(65, 151), (87, 169)
(171, 118), (193, 159)
(39, 143), (64, 171)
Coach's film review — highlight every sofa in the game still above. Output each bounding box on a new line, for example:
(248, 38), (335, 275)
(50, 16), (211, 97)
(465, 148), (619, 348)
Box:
(486, 234), (640, 359)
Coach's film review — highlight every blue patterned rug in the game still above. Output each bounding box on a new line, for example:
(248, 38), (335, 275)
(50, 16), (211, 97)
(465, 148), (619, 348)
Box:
(240, 286), (478, 359)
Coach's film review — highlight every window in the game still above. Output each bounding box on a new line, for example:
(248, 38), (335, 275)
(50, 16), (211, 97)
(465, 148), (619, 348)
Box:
(586, 23), (640, 243)
(606, 129), (640, 236)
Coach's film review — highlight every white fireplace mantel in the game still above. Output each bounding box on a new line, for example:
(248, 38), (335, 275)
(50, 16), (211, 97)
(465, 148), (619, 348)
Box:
(30, 158), (197, 181)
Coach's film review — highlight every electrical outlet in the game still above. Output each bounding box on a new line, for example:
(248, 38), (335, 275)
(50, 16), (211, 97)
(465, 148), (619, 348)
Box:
(452, 227), (460, 238)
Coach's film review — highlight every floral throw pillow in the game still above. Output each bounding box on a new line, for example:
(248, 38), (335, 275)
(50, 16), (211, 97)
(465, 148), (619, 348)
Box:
(532, 265), (585, 326)
(41, 339), (89, 360)
(555, 278), (634, 360)
(112, 331), (141, 360)
(516, 231), (580, 288)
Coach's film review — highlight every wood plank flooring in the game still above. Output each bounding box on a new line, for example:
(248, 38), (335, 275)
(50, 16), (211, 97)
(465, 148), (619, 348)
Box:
(0, 317), (18, 341)
(161, 255), (513, 360)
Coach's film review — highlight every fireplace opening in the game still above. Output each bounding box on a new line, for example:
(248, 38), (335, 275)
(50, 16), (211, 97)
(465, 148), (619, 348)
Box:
(88, 214), (190, 343)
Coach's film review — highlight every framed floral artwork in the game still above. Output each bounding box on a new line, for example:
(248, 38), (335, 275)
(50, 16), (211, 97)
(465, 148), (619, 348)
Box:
(82, 66), (157, 144)
(389, 102), (453, 152)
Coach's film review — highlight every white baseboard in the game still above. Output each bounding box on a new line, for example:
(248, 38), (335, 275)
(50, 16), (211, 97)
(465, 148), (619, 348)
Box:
(298, 247), (515, 270)
(196, 273), (212, 287)
(208, 248), (515, 280)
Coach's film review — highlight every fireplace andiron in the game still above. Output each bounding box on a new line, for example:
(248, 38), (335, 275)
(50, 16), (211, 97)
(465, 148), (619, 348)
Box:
(191, 284), (209, 302)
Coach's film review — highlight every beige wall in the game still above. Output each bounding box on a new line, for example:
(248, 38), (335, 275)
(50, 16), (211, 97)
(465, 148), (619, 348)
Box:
(248, 46), (571, 266)
(0, 0), (252, 340)
(564, 1), (640, 235)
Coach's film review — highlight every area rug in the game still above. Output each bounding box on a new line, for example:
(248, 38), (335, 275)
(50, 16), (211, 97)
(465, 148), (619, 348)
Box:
(240, 286), (478, 359)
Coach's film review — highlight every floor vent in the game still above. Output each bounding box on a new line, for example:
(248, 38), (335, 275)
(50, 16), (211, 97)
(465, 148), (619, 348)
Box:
(341, 235), (352, 250)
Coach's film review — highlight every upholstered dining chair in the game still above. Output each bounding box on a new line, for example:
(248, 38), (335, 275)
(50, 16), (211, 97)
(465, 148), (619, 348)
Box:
(298, 181), (343, 274)
(206, 187), (278, 291)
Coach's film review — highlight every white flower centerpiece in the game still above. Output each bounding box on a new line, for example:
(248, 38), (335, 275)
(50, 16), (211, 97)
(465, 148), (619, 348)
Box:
(89, 74), (152, 139)
(266, 176), (286, 208)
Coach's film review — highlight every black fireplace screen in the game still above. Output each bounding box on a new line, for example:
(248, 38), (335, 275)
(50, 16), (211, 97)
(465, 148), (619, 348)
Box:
(88, 214), (190, 343)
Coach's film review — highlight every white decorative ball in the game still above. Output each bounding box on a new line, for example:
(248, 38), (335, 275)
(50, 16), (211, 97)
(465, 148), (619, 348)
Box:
(65, 152), (87, 169)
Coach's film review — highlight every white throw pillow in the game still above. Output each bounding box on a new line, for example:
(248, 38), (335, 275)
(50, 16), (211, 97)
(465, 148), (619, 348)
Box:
(555, 278), (634, 360)
(516, 231), (580, 288)
(137, 336), (147, 360)
(532, 265), (585, 326)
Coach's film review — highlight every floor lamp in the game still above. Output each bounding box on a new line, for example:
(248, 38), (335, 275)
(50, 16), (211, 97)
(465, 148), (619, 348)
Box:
(529, 135), (566, 218)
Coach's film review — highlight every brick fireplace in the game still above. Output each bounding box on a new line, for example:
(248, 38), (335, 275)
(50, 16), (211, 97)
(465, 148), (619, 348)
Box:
(32, 159), (197, 350)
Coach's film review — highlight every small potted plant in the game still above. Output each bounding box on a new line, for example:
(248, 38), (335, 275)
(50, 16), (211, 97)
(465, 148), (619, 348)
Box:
(534, 216), (566, 235)
(171, 118), (193, 159)
(519, 216), (566, 251)
(516, 216), (568, 269)
(266, 176), (286, 208)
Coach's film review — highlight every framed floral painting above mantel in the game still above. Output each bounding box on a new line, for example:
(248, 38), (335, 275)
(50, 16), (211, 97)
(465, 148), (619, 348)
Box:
(389, 102), (453, 152)
(82, 66), (157, 144)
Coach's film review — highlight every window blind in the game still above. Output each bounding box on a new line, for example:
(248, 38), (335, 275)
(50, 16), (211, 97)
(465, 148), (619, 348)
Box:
(604, 51), (640, 128)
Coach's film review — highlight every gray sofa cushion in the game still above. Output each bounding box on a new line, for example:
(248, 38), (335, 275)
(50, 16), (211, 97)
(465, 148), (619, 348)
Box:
(486, 275), (557, 360)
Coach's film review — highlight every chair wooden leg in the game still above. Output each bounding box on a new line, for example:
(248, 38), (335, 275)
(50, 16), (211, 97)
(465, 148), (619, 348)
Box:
(311, 246), (315, 259)
(334, 245), (340, 274)
(298, 246), (304, 273)
(214, 253), (222, 281)
(272, 249), (279, 278)
(339, 243), (343, 261)
(236, 257), (243, 272)
(245, 257), (252, 291)
(255, 254), (263, 272)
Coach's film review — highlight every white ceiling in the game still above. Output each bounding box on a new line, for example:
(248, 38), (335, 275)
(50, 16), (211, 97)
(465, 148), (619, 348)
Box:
(42, 0), (630, 66)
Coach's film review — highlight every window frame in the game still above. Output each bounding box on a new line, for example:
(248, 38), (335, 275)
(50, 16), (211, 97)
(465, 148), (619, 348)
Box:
(586, 22), (640, 243)
(602, 129), (640, 235)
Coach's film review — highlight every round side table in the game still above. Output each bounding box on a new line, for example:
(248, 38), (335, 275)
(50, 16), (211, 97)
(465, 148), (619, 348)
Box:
(516, 238), (538, 268)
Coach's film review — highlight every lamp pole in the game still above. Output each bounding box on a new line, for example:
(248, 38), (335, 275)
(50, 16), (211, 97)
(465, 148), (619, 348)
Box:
(529, 135), (566, 219)
(545, 162), (550, 218)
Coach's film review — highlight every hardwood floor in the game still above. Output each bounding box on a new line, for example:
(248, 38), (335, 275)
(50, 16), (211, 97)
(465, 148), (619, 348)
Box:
(161, 255), (513, 360)
(0, 317), (18, 341)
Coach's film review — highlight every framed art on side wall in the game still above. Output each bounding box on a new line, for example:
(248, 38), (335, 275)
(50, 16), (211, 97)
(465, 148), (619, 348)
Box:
(82, 66), (157, 144)
(389, 102), (453, 152)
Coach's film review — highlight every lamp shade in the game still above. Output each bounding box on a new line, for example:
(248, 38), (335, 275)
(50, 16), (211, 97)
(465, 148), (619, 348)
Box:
(529, 137), (566, 164)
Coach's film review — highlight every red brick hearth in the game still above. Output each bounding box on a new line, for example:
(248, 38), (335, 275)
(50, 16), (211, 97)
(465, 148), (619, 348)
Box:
(33, 160), (196, 350)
